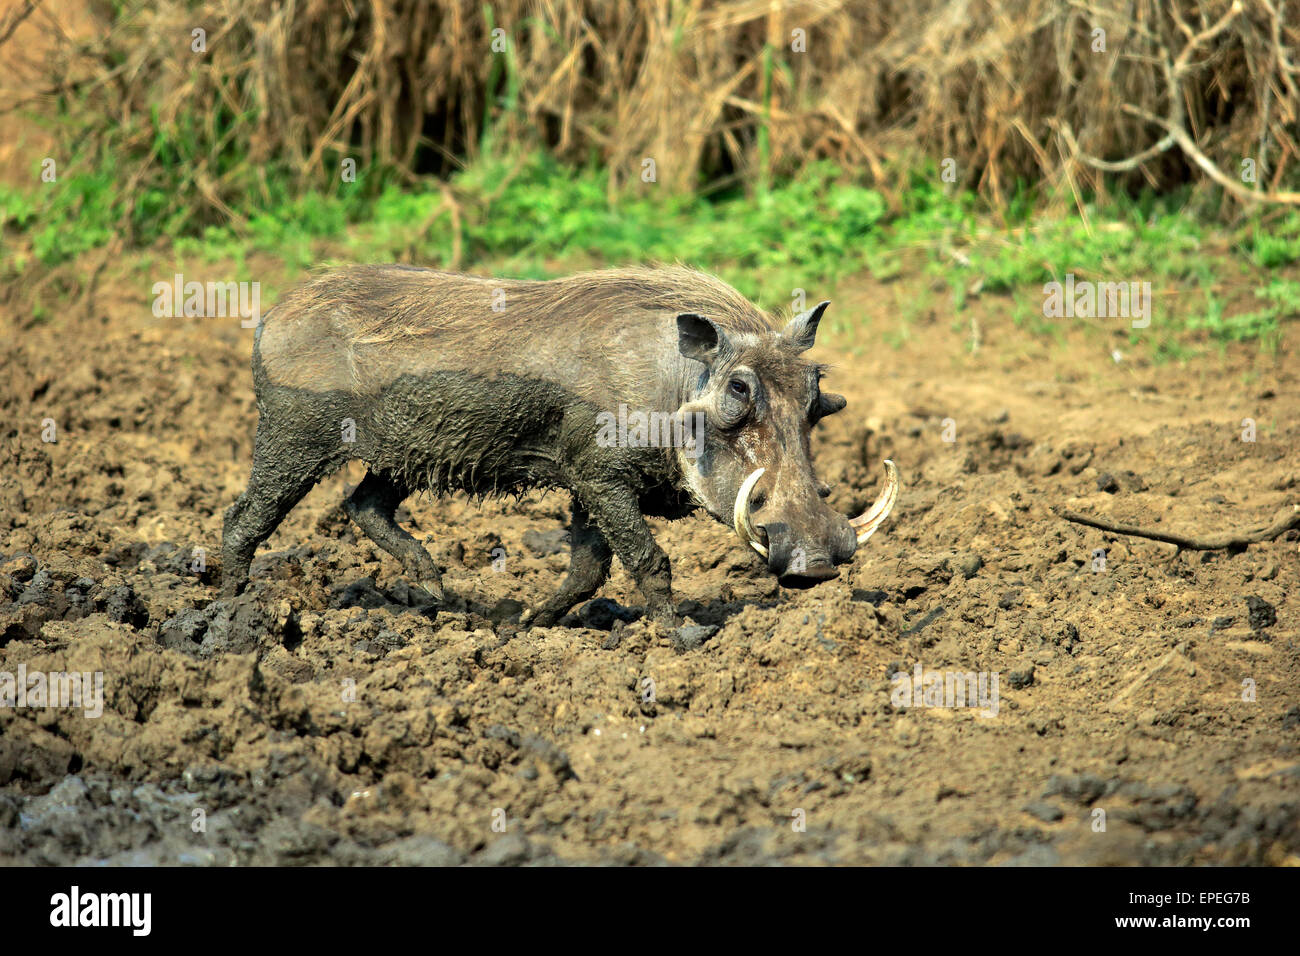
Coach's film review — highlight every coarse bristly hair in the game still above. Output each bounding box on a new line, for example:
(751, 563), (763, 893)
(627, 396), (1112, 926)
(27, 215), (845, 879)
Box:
(257, 262), (811, 401)
(322, 263), (780, 346)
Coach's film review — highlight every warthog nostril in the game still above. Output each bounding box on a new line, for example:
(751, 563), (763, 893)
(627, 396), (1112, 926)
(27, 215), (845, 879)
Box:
(750, 492), (767, 512)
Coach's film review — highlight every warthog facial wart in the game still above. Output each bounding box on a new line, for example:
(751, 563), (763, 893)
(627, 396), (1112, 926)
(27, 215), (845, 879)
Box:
(222, 265), (899, 626)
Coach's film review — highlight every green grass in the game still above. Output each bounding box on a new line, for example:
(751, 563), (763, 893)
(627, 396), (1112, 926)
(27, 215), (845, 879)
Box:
(2, 149), (1297, 346)
(1187, 277), (1300, 348)
(1241, 213), (1300, 269)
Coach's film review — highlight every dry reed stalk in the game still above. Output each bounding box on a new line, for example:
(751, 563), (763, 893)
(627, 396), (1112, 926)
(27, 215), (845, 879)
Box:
(4, 0), (1294, 226)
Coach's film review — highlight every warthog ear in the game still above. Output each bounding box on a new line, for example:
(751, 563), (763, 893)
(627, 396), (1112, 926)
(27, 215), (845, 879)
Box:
(677, 313), (728, 366)
(784, 300), (830, 352)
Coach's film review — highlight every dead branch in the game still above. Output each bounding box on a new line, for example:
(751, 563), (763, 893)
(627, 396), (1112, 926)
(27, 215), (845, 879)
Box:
(1054, 504), (1300, 550)
(1123, 104), (1300, 204)
(0, 0), (39, 51)
(1058, 0), (1300, 205)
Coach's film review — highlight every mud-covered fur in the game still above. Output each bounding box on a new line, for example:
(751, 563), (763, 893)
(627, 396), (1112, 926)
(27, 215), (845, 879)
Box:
(222, 264), (852, 625)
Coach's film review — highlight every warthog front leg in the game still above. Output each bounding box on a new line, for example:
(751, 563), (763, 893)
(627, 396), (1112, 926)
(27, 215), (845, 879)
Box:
(569, 478), (678, 626)
(528, 500), (613, 627)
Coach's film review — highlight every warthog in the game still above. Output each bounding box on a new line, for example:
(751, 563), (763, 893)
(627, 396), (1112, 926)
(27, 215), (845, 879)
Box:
(221, 265), (898, 625)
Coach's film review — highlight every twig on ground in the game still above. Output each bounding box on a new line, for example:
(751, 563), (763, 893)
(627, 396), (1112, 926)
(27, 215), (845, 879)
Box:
(1054, 504), (1300, 551)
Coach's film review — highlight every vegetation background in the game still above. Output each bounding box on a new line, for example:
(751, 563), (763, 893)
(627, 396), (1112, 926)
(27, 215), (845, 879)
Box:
(1, 0), (1298, 348)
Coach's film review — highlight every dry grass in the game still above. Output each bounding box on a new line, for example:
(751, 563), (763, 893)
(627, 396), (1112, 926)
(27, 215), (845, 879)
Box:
(6, 0), (1299, 220)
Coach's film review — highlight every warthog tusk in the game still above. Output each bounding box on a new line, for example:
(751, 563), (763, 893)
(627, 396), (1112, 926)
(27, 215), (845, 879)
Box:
(850, 460), (899, 545)
(732, 468), (768, 557)
(735, 461), (897, 558)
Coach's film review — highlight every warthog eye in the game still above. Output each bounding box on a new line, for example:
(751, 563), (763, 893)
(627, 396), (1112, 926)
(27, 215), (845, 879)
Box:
(718, 369), (757, 429)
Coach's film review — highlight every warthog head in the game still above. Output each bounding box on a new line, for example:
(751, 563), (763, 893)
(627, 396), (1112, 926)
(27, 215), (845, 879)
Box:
(674, 301), (898, 588)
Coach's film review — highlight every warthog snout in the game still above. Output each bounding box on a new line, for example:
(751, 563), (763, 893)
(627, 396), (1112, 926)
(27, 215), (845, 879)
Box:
(750, 517), (855, 588)
(734, 460), (899, 588)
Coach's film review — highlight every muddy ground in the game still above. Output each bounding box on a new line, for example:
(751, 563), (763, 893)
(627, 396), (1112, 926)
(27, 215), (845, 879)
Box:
(0, 257), (1297, 866)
